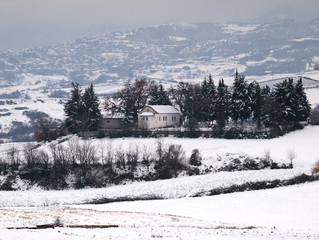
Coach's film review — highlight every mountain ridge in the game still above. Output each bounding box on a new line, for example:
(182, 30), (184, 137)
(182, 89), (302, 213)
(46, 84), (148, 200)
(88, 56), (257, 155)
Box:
(1, 19), (319, 90)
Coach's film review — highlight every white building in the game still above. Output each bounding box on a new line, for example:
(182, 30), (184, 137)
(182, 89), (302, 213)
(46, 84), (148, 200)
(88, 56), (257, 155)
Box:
(138, 105), (181, 129)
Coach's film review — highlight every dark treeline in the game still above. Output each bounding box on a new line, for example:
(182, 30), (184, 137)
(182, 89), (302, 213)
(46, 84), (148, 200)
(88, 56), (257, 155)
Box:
(104, 70), (311, 137)
(35, 71), (311, 141)
(0, 139), (194, 190)
(0, 137), (292, 190)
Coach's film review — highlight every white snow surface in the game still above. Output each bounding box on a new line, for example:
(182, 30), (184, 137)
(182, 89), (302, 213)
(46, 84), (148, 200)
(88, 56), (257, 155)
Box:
(147, 105), (180, 114)
(0, 182), (318, 239)
(1, 126), (319, 239)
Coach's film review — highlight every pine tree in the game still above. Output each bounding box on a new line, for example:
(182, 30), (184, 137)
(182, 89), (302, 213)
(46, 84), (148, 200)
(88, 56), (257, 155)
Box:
(64, 82), (86, 134)
(272, 78), (297, 124)
(200, 77), (210, 122)
(229, 70), (251, 124)
(149, 84), (171, 105)
(261, 95), (281, 129)
(200, 75), (216, 122)
(82, 83), (101, 131)
(184, 83), (202, 120)
(248, 81), (262, 128)
(260, 85), (272, 127)
(295, 77), (311, 121)
(64, 83), (101, 134)
(215, 79), (230, 130)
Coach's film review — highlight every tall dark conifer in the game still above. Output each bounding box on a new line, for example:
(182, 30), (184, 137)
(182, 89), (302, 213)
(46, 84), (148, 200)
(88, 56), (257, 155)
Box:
(200, 75), (216, 122)
(149, 84), (171, 105)
(215, 79), (229, 130)
(82, 83), (101, 131)
(295, 77), (311, 121)
(249, 81), (262, 128)
(229, 70), (251, 123)
(64, 82), (85, 134)
(272, 78), (297, 123)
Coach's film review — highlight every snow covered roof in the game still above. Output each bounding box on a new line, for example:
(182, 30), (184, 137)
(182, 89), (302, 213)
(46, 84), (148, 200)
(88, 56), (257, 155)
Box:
(140, 112), (154, 116)
(104, 114), (125, 119)
(147, 105), (180, 114)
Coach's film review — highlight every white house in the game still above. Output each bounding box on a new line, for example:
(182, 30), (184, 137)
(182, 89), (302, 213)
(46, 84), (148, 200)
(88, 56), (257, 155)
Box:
(138, 105), (181, 129)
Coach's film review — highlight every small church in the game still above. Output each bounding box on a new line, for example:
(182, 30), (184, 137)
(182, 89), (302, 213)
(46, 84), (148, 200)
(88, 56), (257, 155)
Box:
(138, 105), (181, 129)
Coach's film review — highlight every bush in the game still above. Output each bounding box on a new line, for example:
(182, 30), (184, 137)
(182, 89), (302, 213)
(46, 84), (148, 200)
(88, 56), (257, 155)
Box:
(312, 159), (319, 175)
(189, 149), (202, 166)
(155, 144), (186, 179)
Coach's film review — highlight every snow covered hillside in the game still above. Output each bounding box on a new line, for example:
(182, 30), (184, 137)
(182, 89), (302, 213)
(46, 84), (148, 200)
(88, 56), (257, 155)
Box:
(1, 124), (319, 239)
(1, 126), (318, 207)
(0, 180), (318, 239)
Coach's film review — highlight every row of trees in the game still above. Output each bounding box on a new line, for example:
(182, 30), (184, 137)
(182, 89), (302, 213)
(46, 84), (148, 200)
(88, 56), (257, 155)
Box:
(62, 71), (311, 136)
(104, 71), (311, 131)
(0, 139), (190, 189)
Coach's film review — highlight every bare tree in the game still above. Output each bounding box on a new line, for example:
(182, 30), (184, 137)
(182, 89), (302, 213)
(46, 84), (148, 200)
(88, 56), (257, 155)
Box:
(37, 150), (50, 169)
(263, 148), (272, 167)
(287, 149), (296, 168)
(6, 145), (20, 166)
(126, 143), (139, 172)
(115, 144), (126, 169)
(23, 143), (39, 168)
(142, 145), (153, 168)
(105, 140), (114, 167)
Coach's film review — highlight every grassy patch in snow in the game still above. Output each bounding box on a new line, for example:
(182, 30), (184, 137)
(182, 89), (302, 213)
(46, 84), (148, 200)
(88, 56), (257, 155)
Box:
(86, 194), (164, 205)
(192, 174), (319, 197)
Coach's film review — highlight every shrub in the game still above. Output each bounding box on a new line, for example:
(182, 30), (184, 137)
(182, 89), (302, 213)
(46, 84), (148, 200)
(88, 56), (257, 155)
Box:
(189, 149), (202, 166)
(312, 159), (319, 175)
(155, 144), (186, 179)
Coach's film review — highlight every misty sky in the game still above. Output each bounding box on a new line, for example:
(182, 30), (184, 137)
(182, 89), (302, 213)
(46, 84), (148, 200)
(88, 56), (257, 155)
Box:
(0, 0), (318, 51)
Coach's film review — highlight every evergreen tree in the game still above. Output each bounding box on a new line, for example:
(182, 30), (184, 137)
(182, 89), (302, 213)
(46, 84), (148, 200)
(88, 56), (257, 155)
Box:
(200, 75), (216, 122)
(215, 79), (230, 130)
(64, 83), (101, 134)
(261, 95), (281, 129)
(272, 78), (297, 124)
(82, 83), (101, 131)
(260, 85), (272, 127)
(149, 84), (171, 105)
(200, 77), (210, 122)
(64, 82), (85, 134)
(295, 77), (311, 121)
(184, 83), (202, 121)
(229, 70), (251, 123)
(248, 81), (262, 128)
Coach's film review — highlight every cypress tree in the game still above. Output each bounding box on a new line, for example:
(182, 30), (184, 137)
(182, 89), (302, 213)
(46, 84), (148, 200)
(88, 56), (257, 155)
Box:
(200, 75), (216, 122)
(149, 84), (171, 105)
(215, 79), (230, 130)
(82, 83), (101, 131)
(295, 77), (311, 121)
(64, 82), (85, 134)
(273, 78), (297, 124)
(229, 70), (251, 124)
(249, 81), (262, 128)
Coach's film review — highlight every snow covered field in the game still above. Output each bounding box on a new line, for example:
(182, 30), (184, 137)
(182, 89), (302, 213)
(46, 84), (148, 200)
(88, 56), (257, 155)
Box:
(0, 182), (318, 239)
(0, 126), (319, 239)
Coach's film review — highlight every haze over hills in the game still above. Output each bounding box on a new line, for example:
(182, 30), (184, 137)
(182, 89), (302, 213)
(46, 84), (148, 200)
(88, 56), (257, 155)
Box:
(1, 18), (319, 90)
(1, 17), (319, 142)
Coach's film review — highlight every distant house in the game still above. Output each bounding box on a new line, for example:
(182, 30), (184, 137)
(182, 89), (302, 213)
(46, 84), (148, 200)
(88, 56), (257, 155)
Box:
(138, 105), (181, 129)
(101, 114), (126, 130)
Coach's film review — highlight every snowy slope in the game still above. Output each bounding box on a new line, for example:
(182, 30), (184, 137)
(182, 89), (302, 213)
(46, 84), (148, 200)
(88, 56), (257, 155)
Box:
(1, 126), (319, 239)
(0, 182), (318, 239)
(1, 126), (319, 207)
